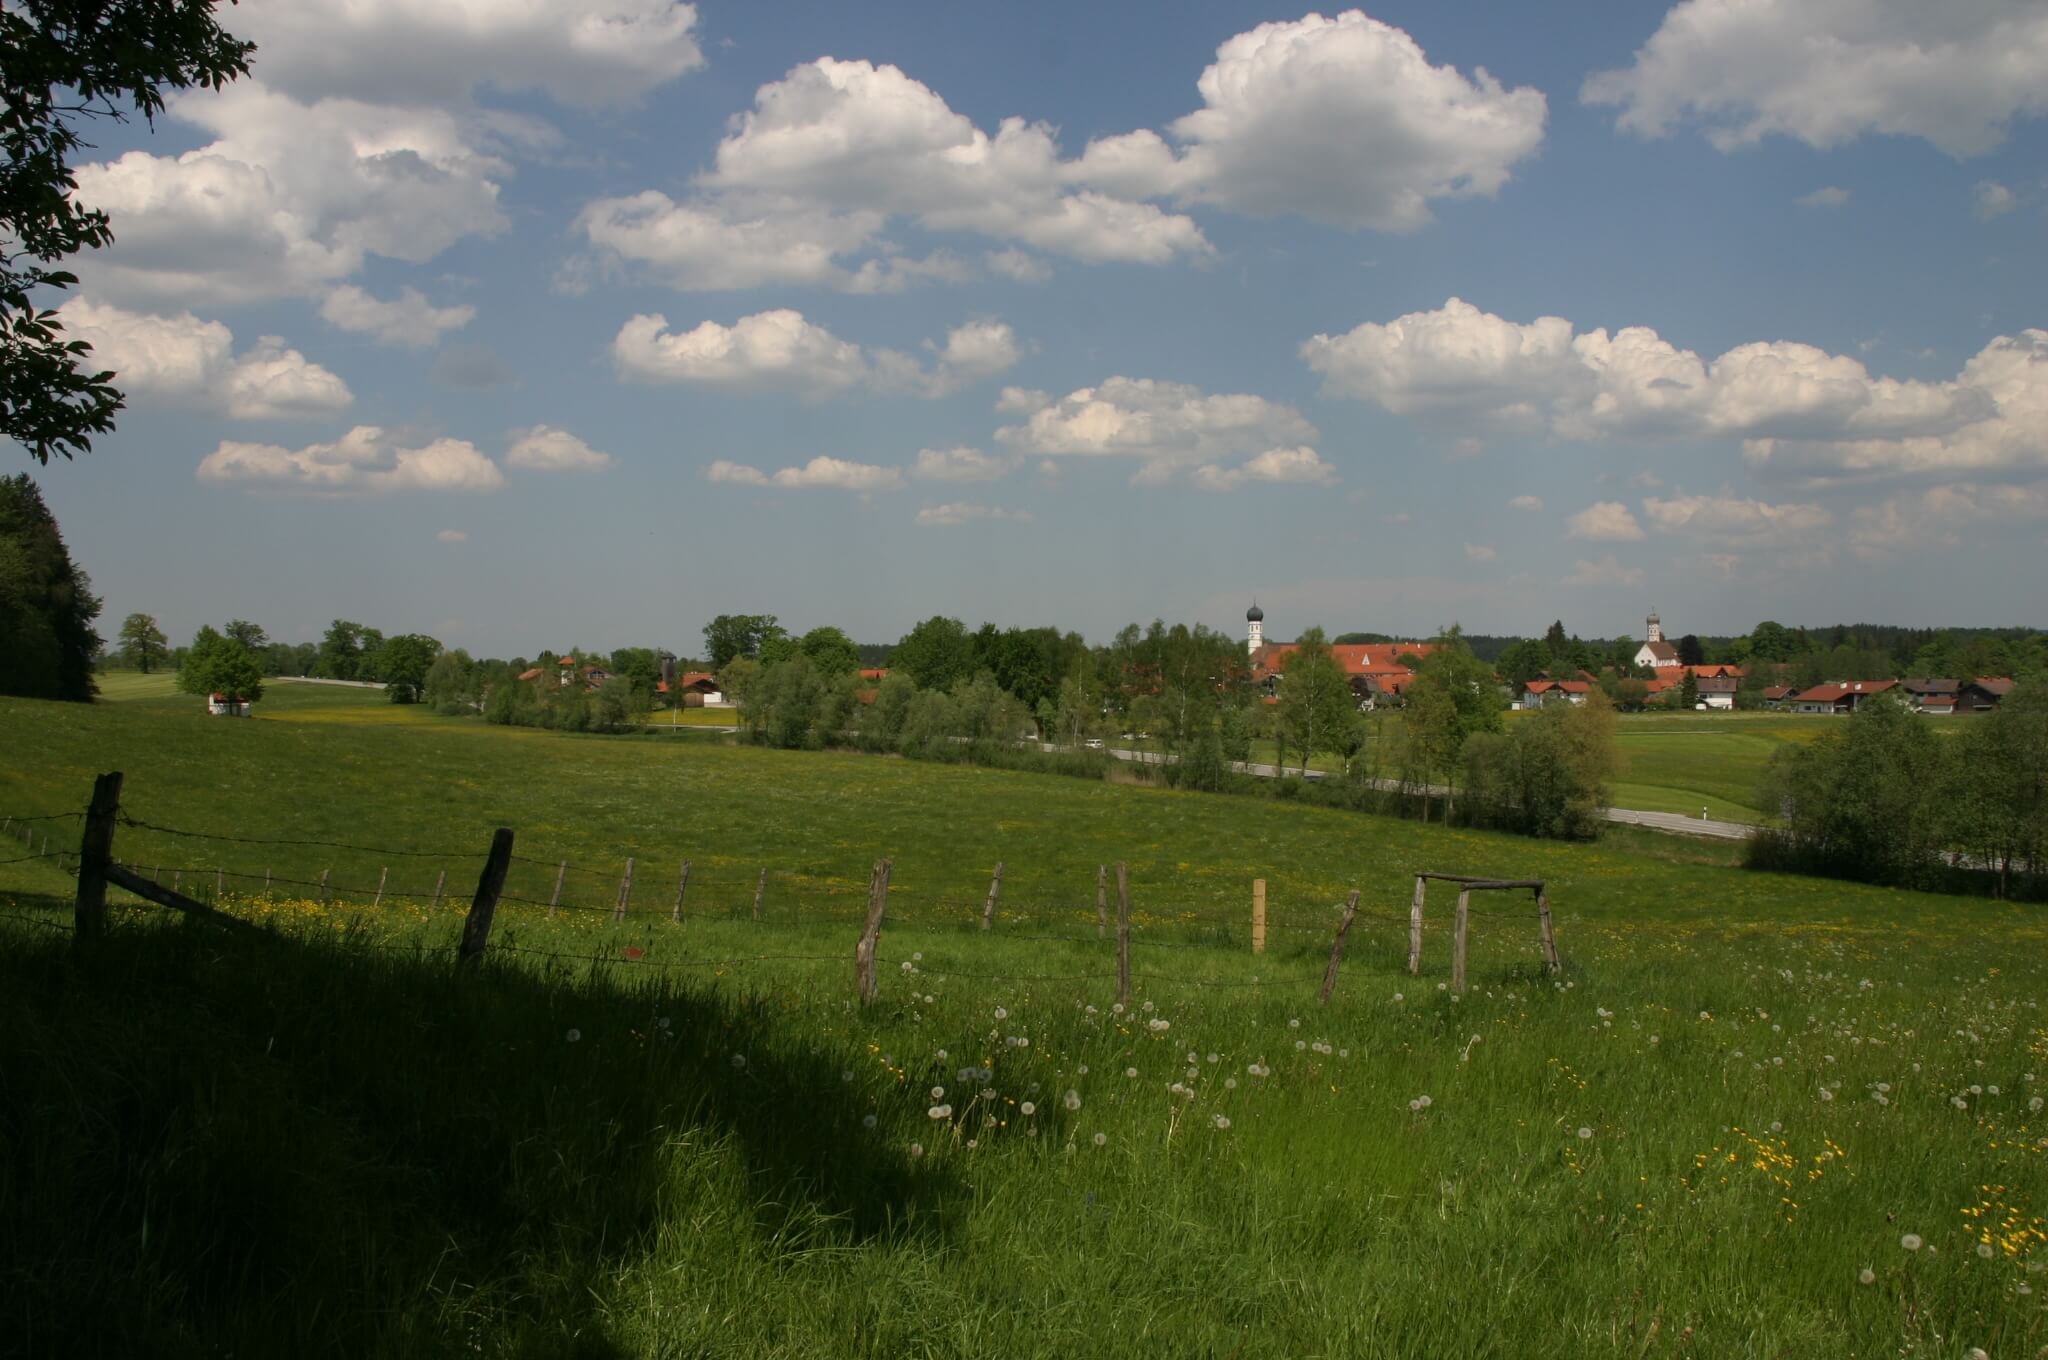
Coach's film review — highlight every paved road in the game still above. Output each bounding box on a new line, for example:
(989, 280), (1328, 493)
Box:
(1089, 744), (1757, 841)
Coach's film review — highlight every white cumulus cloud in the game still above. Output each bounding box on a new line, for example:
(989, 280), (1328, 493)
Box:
(705, 456), (905, 492)
(1567, 502), (1646, 541)
(320, 285), (476, 348)
(1304, 297), (2036, 479)
(1850, 481), (2048, 554)
(1974, 180), (2018, 218)
(996, 376), (1318, 485)
(1190, 447), (1338, 490)
(436, 528), (468, 543)
(1583, 0), (2048, 157)
(912, 447), (1012, 482)
(1795, 186), (1850, 208)
(198, 425), (504, 493)
(612, 310), (1019, 397)
(1508, 494), (1545, 511)
(915, 503), (1033, 526)
(56, 298), (352, 419)
(1640, 492), (1831, 544)
(505, 426), (613, 471)
(1464, 543), (1499, 562)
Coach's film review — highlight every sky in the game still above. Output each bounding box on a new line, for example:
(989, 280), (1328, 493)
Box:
(22, 0), (2048, 657)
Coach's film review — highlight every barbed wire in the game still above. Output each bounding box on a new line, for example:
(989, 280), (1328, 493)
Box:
(0, 908), (75, 934)
(0, 848), (71, 868)
(113, 811), (477, 860)
(0, 810), (82, 824)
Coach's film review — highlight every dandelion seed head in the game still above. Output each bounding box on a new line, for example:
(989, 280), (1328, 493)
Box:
(1577, 1127), (1592, 1140)
(730, 1053), (746, 1070)
(909, 1142), (924, 1157)
(1093, 1132), (1107, 1147)
(931, 1086), (945, 1100)
(1213, 1114), (1231, 1130)
(1858, 1268), (1875, 1285)
(1125, 1066), (1138, 1078)
(1020, 1101), (1036, 1116)
(928, 1104), (952, 1119)
(862, 1114), (877, 1129)
(1977, 1243), (1995, 1259)
(565, 1029), (581, 1043)
(1901, 1234), (1923, 1252)
(1064, 1089), (1081, 1111)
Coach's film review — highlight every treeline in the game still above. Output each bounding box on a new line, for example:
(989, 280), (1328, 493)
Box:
(731, 616), (1621, 843)
(1749, 688), (2048, 901)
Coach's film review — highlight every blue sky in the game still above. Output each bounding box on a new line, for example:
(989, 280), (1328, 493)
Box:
(27, 0), (2048, 657)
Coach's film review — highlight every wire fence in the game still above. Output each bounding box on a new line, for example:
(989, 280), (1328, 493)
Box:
(5, 791), (1562, 996)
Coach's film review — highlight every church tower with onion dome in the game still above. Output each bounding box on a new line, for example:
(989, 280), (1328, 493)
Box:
(1246, 602), (1264, 655)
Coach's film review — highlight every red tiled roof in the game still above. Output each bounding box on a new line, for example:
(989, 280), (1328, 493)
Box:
(859, 668), (889, 680)
(1254, 642), (1436, 681)
(1641, 640), (1678, 661)
(1762, 685), (1794, 699)
(1972, 677), (2016, 695)
(1792, 680), (1898, 703)
(517, 667), (544, 682)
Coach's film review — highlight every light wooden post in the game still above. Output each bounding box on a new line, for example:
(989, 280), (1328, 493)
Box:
(1115, 862), (1131, 1008)
(981, 862), (1004, 930)
(171, 870), (181, 895)
(1319, 889), (1363, 1006)
(73, 771), (123, 946)
(1451, 889), (1471, 993)
(549, 860), (566, 917)
(673, 860), (690, 923)
(318, 869), (329, 904)
(1251, 878), (1267, 954)
(458, 827), (514, 968)
(263, 868), (271, 896)
(1536, 885), (1560, 974)
(855, 858), (891, 1006)
(1096, 864), (1107, 939)
(752, 868), (766, 921)
(1408, 875), (1425, 975)
(430, 869), (445, 911)
(372, 866), (387, 907)
(215, 867), (225, 901)
(612, 857), (635, 924)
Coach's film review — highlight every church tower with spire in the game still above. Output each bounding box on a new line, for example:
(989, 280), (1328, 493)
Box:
(1246, 602), (1265, 655)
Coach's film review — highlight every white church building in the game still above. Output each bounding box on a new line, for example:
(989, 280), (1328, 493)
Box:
(1633, 611), (1682, 670)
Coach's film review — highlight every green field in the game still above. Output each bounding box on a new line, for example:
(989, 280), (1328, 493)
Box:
(4, 686), (2044, 1356)
(1607, 713), (1835, 823)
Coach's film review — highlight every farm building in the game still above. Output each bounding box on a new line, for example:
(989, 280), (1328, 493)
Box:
(206, 692), (252, 717)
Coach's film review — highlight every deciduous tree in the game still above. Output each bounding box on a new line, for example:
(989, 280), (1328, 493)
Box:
(117, 611), (167, 672)
(3, 0), (253, 464)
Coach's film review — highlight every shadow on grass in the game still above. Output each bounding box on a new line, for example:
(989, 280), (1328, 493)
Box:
(0, 895), (958, 1357)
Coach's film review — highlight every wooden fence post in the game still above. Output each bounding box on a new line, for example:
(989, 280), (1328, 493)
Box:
(1408, 875), (1425, 975)
(612, 857), (635, 924)
(1536, 884), (1560, 974)
(72, 771), (123, 945)
(431, 869), (445, 912)
(752, 868), (766, 922)
(1115, 862), (1131, 1008)
(1319, 890), (1362, 1006)
(318, 869), (329, 904)
(263, 868), (271, 896)
(981, 861), (1004, 930)
(1251, 878), (1267, 954)
(1096, 864), (1107, 939)
(458, 828), (514, 968)
(373, 866), (388, 908)
(673, 860), (690, 923)
(171, 869), (181, 895)
(215, 867), (224, 901)
(549, 860), (566, 917)
(855, 858), (891, 1005)
(1451, 889), (1471, 993)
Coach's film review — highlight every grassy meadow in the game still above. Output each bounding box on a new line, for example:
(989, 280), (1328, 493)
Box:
(2, 684), (2044, 1357)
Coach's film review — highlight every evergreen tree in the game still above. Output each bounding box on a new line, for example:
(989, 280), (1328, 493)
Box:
(0, 473), (99, 699)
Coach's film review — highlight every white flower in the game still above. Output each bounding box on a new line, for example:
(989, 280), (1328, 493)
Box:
(1288, 1018), (1300, 1029)
(1977, 1243), (1994, 1259)
(930, 1086), (945, 1100)
(1207, 1053), (1219, 1063)
(1020, 1101), (1036, 1116)
(1295, 1040), (1307, 1051)
(1148, 1019), (1170, 1032)
(912, 951), (923, 962)
(928, 1104), (952, 1120)
(1111, 1002), (1124, 1015)
(1142, 1001), (1155, 1013)
(1125, 1066), (1138, 1078)
(1901, 1234), (1923, 1251)
(565, 1029), (581, 1043)
(901, 961), (914, 973)
(1212, 1114), (1231, 1130)
(1392, 993), (1404, 1003)
(1577, 1127), (1592, 1140)
(994, 1007), (1008, 1020)
(1224, 1077), (1238, 1090)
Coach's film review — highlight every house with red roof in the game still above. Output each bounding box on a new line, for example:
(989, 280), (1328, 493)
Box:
(1790, 680), (1898, 715)
(1245, 607), (1436, 709)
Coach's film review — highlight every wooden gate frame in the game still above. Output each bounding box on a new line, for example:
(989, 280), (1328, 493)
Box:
(1407, 872), (1559, 992)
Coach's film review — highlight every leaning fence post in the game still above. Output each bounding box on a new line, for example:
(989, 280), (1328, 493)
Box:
(1096, 864), (1107, 939)
(1251, 877), (1267, 955)
(73, 771), (124, 945)
(431, 869), (446, 911)
(673, 860), (690, 923)
(459, 828), (515, 968)
(1408, 875), (1425, 976)
(1319, 890), (1363, 1006)
(373, 866), (388, 908)
(549, 860), (566, 918)
(318, 869), (330, 904)
(612, 857), (635, 924)
(1452, 889), (1471, 993)
(1115, 862), (1132, 1008)
(1536, 884), (1560, 974)
(981, 861), (1004, 930)
(855, 858), (892, 1005)
(752, 868), (766, 922)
